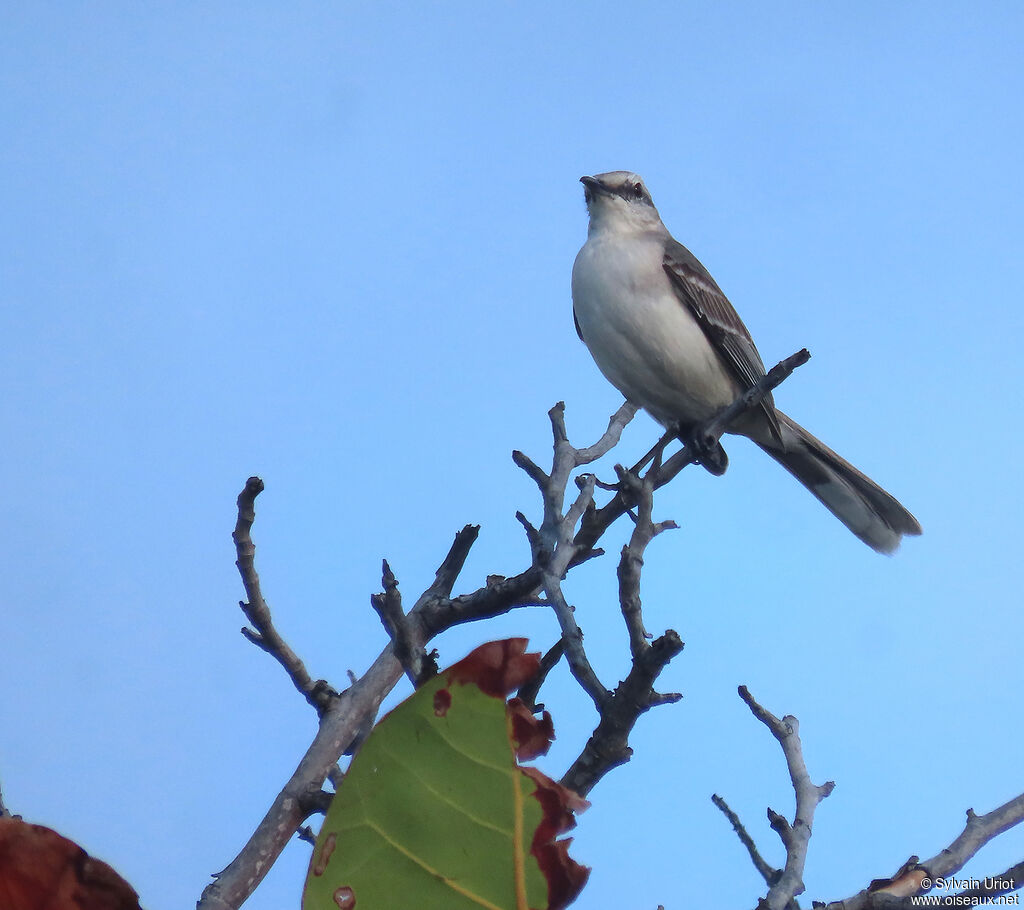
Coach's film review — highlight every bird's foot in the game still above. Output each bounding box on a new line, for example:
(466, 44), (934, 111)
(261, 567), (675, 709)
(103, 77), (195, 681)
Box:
(682, 424), (729, 476)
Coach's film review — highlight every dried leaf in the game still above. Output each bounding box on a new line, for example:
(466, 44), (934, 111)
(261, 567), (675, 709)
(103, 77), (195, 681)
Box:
(0, 817), (141, 910)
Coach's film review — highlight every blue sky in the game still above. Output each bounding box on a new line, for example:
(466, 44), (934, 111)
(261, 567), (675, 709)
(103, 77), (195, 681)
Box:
(2, 3), (1022, 908)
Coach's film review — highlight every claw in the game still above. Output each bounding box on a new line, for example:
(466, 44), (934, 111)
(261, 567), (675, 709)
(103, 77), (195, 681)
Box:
(683, 425), (729, 476)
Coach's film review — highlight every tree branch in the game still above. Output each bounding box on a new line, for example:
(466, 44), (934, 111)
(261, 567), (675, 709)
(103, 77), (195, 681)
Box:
(615, 460), (677, 658)
(202, 358), (811, 910)
(560, 628), (683, 797)
(559, 457), (683, 796)
(516, 639), (565, 712)
(823, 791), (1024, 908)
(200, 489), (542, 910)
(711, 793), (778, 888)
(232, 477), (337, 714)
(370, 558), (436, 687)
(738, 685), (834, 910)
(954, 859), (1024, 900)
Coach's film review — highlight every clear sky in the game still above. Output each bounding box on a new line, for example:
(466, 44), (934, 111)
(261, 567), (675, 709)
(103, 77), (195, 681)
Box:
(2, 3), (1022, 908)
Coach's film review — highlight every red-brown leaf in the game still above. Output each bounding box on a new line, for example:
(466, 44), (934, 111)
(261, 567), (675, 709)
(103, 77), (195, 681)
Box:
(0, 818), (141, 910)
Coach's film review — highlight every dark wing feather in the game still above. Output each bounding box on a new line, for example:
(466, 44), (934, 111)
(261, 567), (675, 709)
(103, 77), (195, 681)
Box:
(572, 303), (584, 342)
(662, 238), (782, 444)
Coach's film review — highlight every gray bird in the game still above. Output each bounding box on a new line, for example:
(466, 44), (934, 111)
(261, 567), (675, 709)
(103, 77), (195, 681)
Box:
(571, 170), (921, 553)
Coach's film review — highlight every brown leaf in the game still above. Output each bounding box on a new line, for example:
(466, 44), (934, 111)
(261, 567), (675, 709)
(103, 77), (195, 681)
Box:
(521, 766), (591, 910)
(0, 817), (141, 910)
(507, 697), (555, 761)
(444, 638), (540, 698)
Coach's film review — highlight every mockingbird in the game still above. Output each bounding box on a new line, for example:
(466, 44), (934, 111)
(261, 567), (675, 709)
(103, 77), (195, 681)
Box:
(571, 170), (921, 553)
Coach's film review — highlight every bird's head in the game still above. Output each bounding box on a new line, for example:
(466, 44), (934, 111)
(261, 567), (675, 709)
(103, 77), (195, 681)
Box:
(580, 171), (663, 234)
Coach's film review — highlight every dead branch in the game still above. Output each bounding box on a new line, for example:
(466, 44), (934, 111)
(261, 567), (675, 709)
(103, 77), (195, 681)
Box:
(233, 477), (337, 714)
(370, 557), (438, 687)
(737, 685), (834, 909)
(199, 352), (816, 910)
(200, 500), (542, 910)
(711, 794), (778, 888)
(821, 791), (1024, 908)
(559, 459), (682, 796)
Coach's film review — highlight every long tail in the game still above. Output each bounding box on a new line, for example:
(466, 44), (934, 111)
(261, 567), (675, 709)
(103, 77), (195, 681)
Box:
(756, 411), (922, 554)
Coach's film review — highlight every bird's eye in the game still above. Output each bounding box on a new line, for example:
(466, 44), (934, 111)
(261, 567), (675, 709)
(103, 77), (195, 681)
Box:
(633, 182), (644, 198)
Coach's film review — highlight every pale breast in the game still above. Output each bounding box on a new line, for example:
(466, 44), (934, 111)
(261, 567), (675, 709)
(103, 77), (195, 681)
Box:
(571, 231), (740, 427)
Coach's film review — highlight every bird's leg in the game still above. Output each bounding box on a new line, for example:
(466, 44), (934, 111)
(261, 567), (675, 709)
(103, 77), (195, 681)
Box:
(681, 421), (729, 477)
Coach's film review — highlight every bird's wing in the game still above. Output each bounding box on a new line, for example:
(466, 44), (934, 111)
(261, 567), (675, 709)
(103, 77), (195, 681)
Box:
(572, 303), (584, 342)
(662, 237), (782, 444)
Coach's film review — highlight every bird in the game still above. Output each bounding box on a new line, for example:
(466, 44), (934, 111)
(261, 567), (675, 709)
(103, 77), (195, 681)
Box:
(571, 170), (921, 553)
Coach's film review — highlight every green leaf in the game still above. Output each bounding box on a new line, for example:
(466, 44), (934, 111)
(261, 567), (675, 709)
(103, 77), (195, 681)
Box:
(302, 640), (589, 910)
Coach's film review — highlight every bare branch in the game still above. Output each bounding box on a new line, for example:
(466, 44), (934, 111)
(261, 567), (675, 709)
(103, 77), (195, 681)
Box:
(514, 404), (625, 706)
(422, 524), (480, 600)
(511, 449), (549, 490)
(712, 793), (778, 887)
(544, 574), (609, 709)
(232, 477), (337, 714)
(200, 491), (544, 910)
(922, 793), (1024, 881)
(560, 629), (683, 797)
(416, 567), (544, 637)
(303, 790), (333, 817)
(552, 453), (684, 797)
(573, 401), (638, 463)
(197, 644), (406, 910)
(955, 859), (1024, 900)
(615, 461), (677, 658)
(738, 685), (834, 910)
(699, 348), (810, 445)
(326, 765), (345, 790)
(370, 559), (433, 686)
(517, 639), (565, 712)
(822, 791), (1024, 908)
(204, 365), (807, 910)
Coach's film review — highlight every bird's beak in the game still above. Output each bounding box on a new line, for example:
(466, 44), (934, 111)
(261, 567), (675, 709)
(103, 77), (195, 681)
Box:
(580, 175), (612, 196)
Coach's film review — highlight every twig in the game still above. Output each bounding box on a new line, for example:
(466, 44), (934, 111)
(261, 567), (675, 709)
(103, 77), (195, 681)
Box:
(555, 455), (683, 795)
(700, 349), (810, 444)
(543, 575), (609, 709)
(738, 685), (834, 909)
(370, 559), (433, 686)
(203, 370), (806, 910)
(422, 524), (481, 600)
(822, 791), (1024, 908)
(200, 487), (540, 910)
(711, 793), (778, 887)
(517, 639), (565, 712)
(233, 477), (337, 714)
(921, 793), (1024, 882)
(955, 859), (1024, 900)
(514, 403), (643, 708)
(326, 765), (345, 790)
(614, 461), (677, 658)
(560, 629), (683, 797)
(513, 403), (691, 795)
